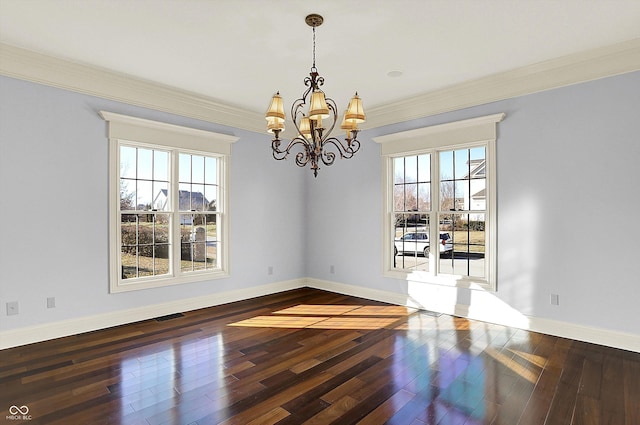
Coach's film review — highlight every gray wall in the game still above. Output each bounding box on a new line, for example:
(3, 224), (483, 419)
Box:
(1, 71), (639, 339)
(307, 71), (640, 336)
(0, 76), (306, 331)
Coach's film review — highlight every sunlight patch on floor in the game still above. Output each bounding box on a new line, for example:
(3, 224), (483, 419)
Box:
(484, 347), (541, 384)
(229, 305), (416, 330)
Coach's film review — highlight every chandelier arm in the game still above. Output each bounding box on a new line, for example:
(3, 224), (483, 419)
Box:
(322, 97), (338, 138)
(272, 137), (312, 162)
(344, 138), (361, 157)
(319, 149), (336, 167)
(295, 149), (312, 168)
(290, 89), (313, 140)
(321, 137), (361, 160)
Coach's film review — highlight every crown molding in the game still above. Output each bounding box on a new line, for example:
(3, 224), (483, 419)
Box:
(2, 39), (639, 132)
(0, 43), (265, 133)
(365, 38), (640, 129)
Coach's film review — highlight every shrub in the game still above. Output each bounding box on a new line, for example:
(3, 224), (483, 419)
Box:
(121, 224), (170, 258)
(121, 223), (205, 261)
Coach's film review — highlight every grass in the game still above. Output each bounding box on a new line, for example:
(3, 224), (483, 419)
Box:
(452, 230), (485, 253)
(121, 248), (217, 279)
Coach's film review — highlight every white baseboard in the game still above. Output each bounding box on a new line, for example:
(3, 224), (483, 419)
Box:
(0, 279), (303, 349)
(306, 278), (640, 353)
(2, 277), (638, 353)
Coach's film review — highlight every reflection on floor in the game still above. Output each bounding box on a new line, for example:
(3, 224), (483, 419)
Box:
(1, 288), (638, 424)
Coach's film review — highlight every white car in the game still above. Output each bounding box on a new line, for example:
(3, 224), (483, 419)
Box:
(394, 231), (453, 257)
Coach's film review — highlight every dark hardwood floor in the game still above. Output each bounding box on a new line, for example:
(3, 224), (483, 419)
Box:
(1, 288), (639, 424)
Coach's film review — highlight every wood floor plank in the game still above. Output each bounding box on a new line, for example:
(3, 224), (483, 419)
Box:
(356, 388), (415, 425)
(623, 358), (640, 425)
(1, 288), (639, 425)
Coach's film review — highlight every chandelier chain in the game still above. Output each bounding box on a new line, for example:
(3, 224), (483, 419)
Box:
(312, 26), (317, 71)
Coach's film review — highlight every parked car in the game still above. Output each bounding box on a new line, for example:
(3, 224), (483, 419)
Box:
(394, 231), (453, 257)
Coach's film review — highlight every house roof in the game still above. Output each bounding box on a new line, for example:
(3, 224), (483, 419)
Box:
(155, 189), (211, 211)
(472, 189), (486, 199)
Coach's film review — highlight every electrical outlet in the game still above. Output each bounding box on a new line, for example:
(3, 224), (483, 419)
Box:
(550, 294), (559, 306)
(47, 297), (56, 308)
(6, 301), (19, 316)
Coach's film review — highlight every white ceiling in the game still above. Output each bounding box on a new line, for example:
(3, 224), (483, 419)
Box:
(1, 0), (639, 120)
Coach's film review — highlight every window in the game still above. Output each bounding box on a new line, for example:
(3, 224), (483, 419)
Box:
(101, 112), (238, 293)
(374, 113), (505, 290)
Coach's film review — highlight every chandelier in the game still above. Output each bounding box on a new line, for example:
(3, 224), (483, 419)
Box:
(265, 14), (365, 177)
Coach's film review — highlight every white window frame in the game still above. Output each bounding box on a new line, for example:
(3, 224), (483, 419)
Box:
(373, 113), (505, 291)
(101, 111), (238, 293)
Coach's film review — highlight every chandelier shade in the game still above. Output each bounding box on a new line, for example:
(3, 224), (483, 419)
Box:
(265, 14), (365, 177)
(345, 93), (365, 123)
(267, 116), (284, 133)
(265, 92), (285, 122)
(299, 116), (312, 139)
(308, 91), (330, 120)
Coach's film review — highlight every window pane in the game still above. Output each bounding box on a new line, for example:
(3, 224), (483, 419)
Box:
(440, 181), (456, 211)
(188, 184), (203, 211)
(205, 157), (217, 185)
(179, 153), (191, 183)
(152, 183), (169, 211)
(180, 213), (218, 272)
(470, 146), (486, 163)
(393, 185), (405, 212)
(438, 213), (485, 278)
(404, 156), (417, 183)
(416, 183), (430, 212)
(191, 155), (205, 183)
(154, 256), (170, 276)
(154, 150), (169, 181)
(121, 246), (138, 279)
(454, 149), (469, 180)
(178, 183), (192, 211)
(440, 151), (453, 182)
(470, 178), (486, 211)
(204, 185), (218, 211)
(405, 183), (417, 210)
(417, 154), (430, 183)
(154, 214), (170, 244)
(120, 146), (136, 179)
(120, 178), (135, 211)
(136, 180), (153, 210)
(137, 148), (153, 180)
(454, 180), (467, 210)
(394, 157), (405, 184)
(393, 215), (430, 272)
